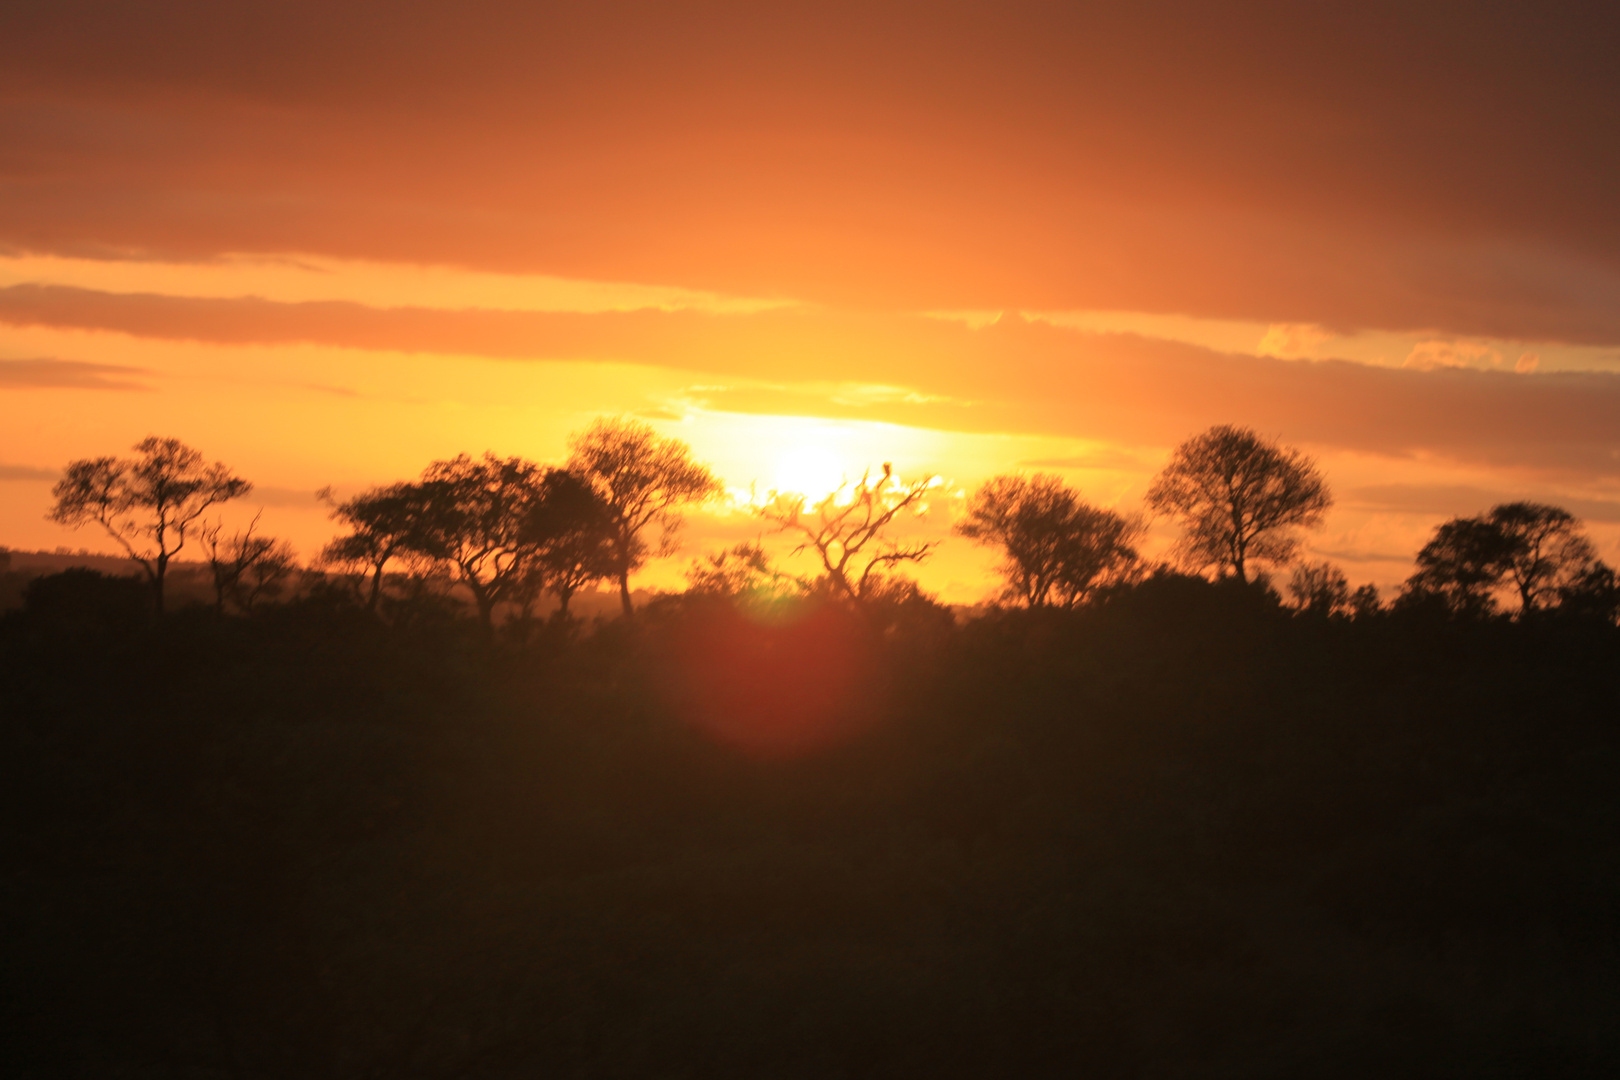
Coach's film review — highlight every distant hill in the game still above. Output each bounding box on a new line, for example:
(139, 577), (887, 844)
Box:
(4, 550), (150, 576)
(0, 548), (656, 617)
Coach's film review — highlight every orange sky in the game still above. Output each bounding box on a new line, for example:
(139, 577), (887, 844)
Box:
(3, 2), (1619, 601)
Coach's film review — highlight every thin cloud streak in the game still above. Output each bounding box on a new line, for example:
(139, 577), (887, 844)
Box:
(1347, 484), (1620, 525)
(0, 462), (57, 481)
(2, 284), (1616, 479)
(0, 356), (150, 390)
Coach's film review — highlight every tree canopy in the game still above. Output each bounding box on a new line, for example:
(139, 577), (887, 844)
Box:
(1489, 502), (1597, 613)
(48, 436), (251, 613)
(320, 482), (436, 612)
(1145, 425), (1331, 583)
(567, 418), (723, 616)
(321, 459), (616, 628)
(956, 473), (1141, 608)
(199, 512), (296, 614)
(1403, 502), (1599, 617)
(1286, 560), (1351, 617)
(519, 468), (618, 619)
(410, 454), (559, 634)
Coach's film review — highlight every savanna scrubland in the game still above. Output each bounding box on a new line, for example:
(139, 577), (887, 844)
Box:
(5, 423), (1620, 1077)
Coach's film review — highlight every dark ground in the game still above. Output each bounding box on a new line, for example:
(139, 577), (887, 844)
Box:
(4, 572), (1618, 1078)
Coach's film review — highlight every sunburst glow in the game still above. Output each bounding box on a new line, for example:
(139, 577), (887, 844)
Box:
(772, 443), (848, 501)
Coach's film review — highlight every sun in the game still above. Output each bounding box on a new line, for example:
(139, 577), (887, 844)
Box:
(772, 443), (848, 501)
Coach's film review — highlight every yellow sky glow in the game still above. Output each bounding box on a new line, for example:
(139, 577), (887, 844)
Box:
(4, 255), (1619, 604)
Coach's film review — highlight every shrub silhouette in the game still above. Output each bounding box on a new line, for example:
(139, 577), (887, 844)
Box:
(18, 567), (150, 637)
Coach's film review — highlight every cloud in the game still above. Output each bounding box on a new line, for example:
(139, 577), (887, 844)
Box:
(676, 381), (966, 424)
(247, 485), (323, 508)
(1402, 340), (1503, 371)
(0, 462), (57, 481)
(1346, 484), (1620, 524)
(0, 356), (150, 390)
(299, 382), (361, 398)
(2, 3), (1620, 341)
(1019, 449), (1147, 471)
(3, 284), (1618, 480)
(1257, 323), (1332, 359)
(1306, 546), (1419, 566)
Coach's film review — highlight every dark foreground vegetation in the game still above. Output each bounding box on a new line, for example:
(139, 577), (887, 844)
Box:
(5, 572), (1619, 1078)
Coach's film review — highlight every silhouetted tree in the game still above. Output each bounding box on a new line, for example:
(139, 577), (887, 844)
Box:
(566, 418), (724, 616)
(200, 512), (298, 613)
(1488, 502), (1596, 613)
(411, 454), (558, 635)
(1348, 583), (1383, 618)
(238, 541), (297, 611)
(1557, 560), (1620, 623)
(48, 436), (251, 614)
(956, 473), (1142, 608)
(1286, 560), (1350, 616)
(1402, 516), (1513, 617)
(516, 469), (617, 619)
(319, 483), (432, 612)
(760, 463), (936, 612)
(1402, 502), (1597, 618)
(1146, 426), (1331, 583)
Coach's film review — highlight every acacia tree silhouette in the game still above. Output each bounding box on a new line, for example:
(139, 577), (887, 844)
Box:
(956, 473), (1141, 608)
(319, 482), (432, 612)
(515, 468), (617, 620)
(1489, 502), (1596, 613)
(566, 418), (723, 616)
(1403, 502), (1597, 617)
(411, 453), (567, 636)
(760, 463), (936, 611)
(1402, 517), (1513, 617)
(1146, 426), (1331, 583)
(48, 436), (251, 614)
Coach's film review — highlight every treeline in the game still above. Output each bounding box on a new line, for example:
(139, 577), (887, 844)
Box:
(9, 424), (1620, 1076)
(35, 420), (1620, 631)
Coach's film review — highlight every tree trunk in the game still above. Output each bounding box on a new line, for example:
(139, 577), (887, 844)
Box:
(618, 570), (634, 617)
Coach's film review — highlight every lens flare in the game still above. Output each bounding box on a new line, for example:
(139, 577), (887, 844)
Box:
(664, 604), (876, 759)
